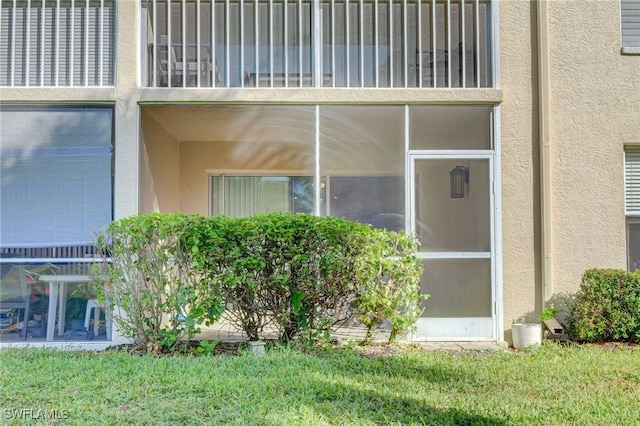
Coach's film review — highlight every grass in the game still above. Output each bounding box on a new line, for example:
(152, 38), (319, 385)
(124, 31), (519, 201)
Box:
(1, 342), (640, 425)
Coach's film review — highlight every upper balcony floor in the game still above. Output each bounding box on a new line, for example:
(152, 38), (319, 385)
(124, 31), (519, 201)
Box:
(0, 0), (495, 90)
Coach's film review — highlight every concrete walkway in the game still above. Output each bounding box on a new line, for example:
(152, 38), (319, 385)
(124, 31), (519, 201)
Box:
(196, 323), (509, 354)
(411, 341), (509, 354)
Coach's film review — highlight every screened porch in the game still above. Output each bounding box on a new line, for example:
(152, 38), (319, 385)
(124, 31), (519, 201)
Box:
(140, 104), (406, 226)
(141, 0), (494, 89)
(140, 103), (498, 339)
(0, 106), (114, 343)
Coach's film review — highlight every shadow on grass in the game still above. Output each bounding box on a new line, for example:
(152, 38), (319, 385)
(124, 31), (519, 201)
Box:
(0, 346), (513, 425)
(326, 357), (507, 424)
(305, 380), (511, 425)
(250, 347), (513, 425)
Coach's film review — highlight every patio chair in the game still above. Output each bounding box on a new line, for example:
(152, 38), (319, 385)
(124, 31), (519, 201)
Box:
(0, 259), (55, 340)
(85, 299), (112, 340)
(158, 41), (211, 87)
(0, 264), (31, 340)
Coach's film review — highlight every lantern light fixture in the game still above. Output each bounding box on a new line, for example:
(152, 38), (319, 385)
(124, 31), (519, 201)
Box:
(449, 165), (469, 198)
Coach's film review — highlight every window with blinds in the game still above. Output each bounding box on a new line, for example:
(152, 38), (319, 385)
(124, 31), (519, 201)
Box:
(622, 0), (640, 54)
(625, 149), (640, 271)
(210, 176), (315, 217)
(0, 106), (113, 257)
(142, 0), (494, 88)
(0, 0), (116, 87)
(625, 149), (640, 215)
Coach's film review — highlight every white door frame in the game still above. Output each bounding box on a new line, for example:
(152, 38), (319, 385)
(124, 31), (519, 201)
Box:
(408, 152), (499, 341)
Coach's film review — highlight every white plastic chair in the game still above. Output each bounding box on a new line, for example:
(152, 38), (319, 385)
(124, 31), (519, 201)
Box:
(84, 299), (112, 340)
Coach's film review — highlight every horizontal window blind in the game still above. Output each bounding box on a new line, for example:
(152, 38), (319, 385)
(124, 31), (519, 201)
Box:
(625, 149), (640, 215)
(622, 0), (640, 48)
(626, 146), (640, 271)
(0, 0), (116, 87)
(0, 107), (113, 248)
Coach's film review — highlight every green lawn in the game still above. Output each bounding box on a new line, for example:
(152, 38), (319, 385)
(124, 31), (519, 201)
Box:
(1, 342), (639, 425)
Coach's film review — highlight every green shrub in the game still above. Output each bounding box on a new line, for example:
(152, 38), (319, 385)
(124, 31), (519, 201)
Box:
(567, 268), (640, 343)
(191, 214), (272, 341)
(194, 213), (374, 342)
(94, 213), (224, 353)
(95, 212), (427, 348)
(539, 306), (561, 322)
(354, 230), (425, 343)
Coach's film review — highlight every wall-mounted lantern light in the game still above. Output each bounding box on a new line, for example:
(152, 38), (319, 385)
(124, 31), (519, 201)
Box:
(449, 165), (469, 198)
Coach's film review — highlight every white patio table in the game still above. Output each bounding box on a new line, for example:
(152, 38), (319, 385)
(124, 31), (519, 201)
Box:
(39, 265), (103, 341)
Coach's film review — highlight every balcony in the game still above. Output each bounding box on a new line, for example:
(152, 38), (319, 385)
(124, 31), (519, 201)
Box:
(142, 0), (494, 89)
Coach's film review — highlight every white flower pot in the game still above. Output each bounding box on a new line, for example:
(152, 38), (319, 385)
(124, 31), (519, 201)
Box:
(512, 323), (542, 349)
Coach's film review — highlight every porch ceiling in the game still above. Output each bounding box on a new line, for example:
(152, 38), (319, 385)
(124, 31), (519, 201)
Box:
(142, 105), (316, 143)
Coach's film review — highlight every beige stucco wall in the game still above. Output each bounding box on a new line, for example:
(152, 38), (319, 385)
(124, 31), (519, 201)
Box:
(499, 0), (640, 338)
(499, 0), (539, 331)
(113, 0), (142, 220)
(140, 109), (181, 213)
(546, 0), (640, 294)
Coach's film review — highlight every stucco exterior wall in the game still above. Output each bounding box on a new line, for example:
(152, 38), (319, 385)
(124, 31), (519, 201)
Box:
(499, 0), (640, 337)
(113, 0), (142, 220)
(499, 0), (539, 329)
(140, 110), (181, 213)
(547, 0), (640, 295)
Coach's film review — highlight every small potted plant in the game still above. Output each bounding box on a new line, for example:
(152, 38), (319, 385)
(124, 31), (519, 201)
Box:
(539, 306), (565, 339)
(65, 298), (88, 332)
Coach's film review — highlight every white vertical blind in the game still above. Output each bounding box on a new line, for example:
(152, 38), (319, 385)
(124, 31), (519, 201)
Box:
(0, 107), (113, 248)
(216, 176), (290, 217)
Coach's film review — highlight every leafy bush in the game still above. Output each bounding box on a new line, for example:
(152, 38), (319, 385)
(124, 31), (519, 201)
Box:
(567, 268), (640, 343)
(539, 306), (561, 322)
(94, 213), (224, 353)
(193, 213), (374, 342)
(95, 212), (426, 348)
(355, 230), (426, 343)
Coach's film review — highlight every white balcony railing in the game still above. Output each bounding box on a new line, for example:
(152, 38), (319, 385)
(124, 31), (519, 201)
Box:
(142, 0), (493, 88)
(0, 0), (116, 87)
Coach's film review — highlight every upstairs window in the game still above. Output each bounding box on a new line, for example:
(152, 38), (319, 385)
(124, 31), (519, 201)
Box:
(622, 0), (640, 54)
(142, 0), (494, 88)
(0, 0), (116, 87)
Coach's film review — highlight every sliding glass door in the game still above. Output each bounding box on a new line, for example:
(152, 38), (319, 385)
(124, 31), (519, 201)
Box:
(210, 175), (316, 216)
